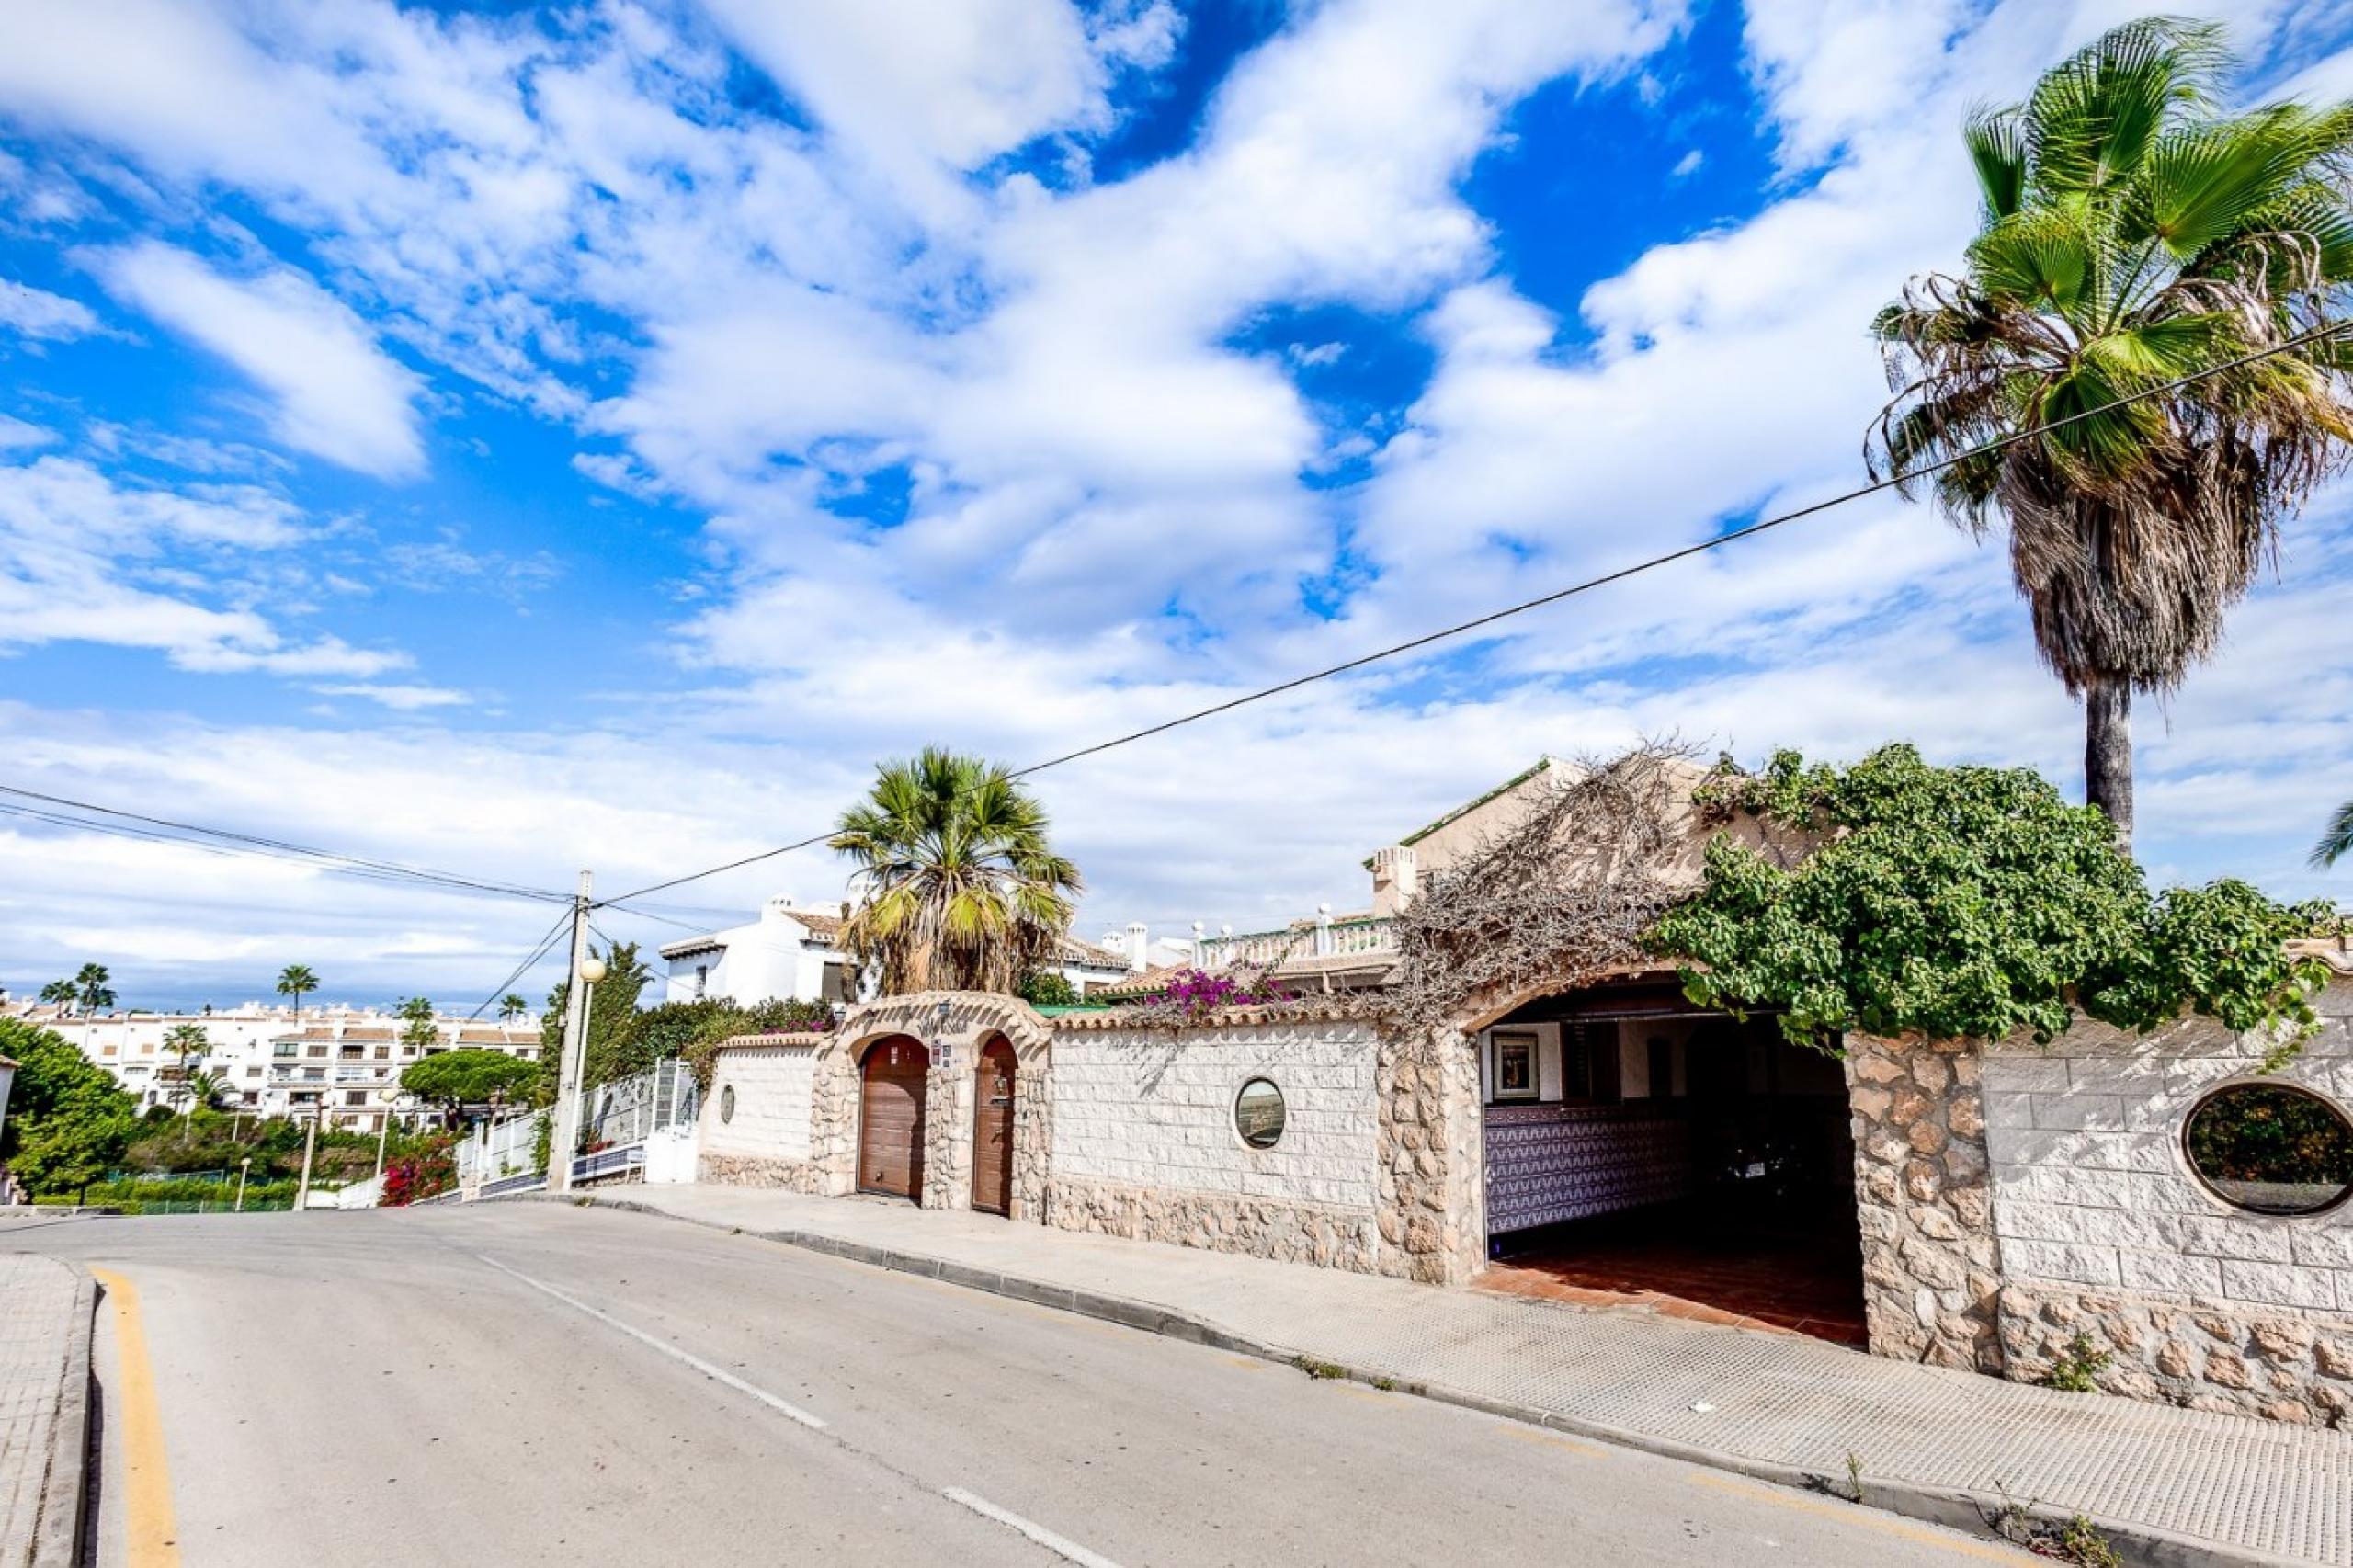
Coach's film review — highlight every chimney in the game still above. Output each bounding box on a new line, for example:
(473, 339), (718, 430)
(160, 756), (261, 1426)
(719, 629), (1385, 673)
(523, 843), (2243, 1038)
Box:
(1125, 921), (1149, 974)
(1370, 845), (1418, 916)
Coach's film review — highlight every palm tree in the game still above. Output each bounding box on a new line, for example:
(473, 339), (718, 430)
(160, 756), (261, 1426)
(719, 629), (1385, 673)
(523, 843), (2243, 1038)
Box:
(2313, 800), (2353, 869)
(498, 994), (530, 1024)
(72, 962), (114, 1015)
(164, 1021), (208, 1071)
(397, 995), (440, 1054)
(830, 746), (1082, 994)
(175, 1067), (224, 1141)
(276, 963), (319, 1020)
(37, 978), (74, 1012)
(1869, 17), (2353, 848)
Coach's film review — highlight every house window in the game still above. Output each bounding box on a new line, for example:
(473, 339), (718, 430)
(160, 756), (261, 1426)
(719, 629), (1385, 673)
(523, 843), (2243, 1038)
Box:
(274, 1041), (297, 1058)
(1560, 1020), (1616, 1103)
(694, 963), (709, 999)
(102, 1044), (118, 1057)
(1492, 1031), (1539, 1102)
(306, 1043), (327, 1058)
(374, 1044), (390, 1059)
(245, 1066), (261, 1078)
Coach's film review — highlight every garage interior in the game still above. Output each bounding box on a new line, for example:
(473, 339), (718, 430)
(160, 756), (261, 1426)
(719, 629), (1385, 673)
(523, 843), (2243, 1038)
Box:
(1475, 982), (1866, 1345)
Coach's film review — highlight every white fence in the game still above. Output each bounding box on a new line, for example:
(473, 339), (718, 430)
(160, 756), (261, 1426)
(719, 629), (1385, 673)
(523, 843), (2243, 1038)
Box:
(456, 1060), (699, 1194)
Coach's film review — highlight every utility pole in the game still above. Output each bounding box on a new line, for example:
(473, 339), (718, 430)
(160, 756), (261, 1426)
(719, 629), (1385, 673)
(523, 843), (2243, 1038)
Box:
(547, 869), (597, 1196)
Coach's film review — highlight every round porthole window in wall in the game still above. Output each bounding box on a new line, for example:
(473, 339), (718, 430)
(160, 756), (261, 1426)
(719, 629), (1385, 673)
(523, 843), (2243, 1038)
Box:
(720, 1085), (737, 1125)
(2183, 1082), (2353, 1216)
(1234, 1077), (1285, 1150)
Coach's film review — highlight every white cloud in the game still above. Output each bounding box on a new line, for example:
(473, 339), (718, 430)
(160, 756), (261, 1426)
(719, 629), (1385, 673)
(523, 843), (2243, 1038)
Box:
(311, 682), (472, 710)
(0, 456), (407, 677)
(0, 0), (2349, 1007)
(0, 415), (57, 450)
(0, 278), (101, 341)
(1669, 148), (1703, 177)
(97, 243), (427, 480)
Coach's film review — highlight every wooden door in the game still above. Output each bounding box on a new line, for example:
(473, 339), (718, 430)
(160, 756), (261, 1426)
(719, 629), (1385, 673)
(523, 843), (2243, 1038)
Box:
(858, 1038), (927, 1199)
(971, 1040), (1016, 1216)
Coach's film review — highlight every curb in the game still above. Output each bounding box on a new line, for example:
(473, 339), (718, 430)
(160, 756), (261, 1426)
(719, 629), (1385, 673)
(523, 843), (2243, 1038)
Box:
(515, 1193), (2310, 1568)
(30, 1265), (97, 1568)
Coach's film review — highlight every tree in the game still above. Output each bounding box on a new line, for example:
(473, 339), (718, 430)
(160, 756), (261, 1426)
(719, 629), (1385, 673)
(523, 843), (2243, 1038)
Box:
(1868, 17), (2353, 847)
(177, 1069), (224, 1116)
(276, 963), (319, 1020)
(37, 979), (74, 1010)
(0, 1019), (138, 1195)
(830, 746), (1082, 994)
(72, 962), (114, 1016)
(396, 995), (440, 1054)
(399, 1049), (539, 1127)
(498, 993), (530, 1023)
(538, 942), (652, 1095)
(163, 1021), (208, 1070)
(2312, 799), (2353, 869)
(1016, 971), (1077, 1006)
(1648, 746), (2332, 1054)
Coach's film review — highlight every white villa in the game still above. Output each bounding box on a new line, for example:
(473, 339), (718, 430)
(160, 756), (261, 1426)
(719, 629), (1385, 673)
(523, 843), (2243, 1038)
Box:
(691, 754), (2353, 1429)
(658, 894), (1178, 1006)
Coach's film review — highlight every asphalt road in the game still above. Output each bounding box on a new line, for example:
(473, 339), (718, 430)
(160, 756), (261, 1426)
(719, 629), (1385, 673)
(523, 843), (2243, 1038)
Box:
(7, 1205), (2029, 1567)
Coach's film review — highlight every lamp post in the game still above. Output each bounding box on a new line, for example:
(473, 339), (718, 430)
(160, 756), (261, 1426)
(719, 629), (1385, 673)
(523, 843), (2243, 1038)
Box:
(295, 1103), (321, 1212)
(233, 1156), (251, 1213)
(371, 1085), (402, 1183)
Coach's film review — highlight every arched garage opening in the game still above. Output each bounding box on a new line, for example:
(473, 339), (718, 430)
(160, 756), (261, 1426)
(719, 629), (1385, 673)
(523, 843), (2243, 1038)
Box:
(858, 1035), (927, 1199)
(1479, 977), (1864, 1345)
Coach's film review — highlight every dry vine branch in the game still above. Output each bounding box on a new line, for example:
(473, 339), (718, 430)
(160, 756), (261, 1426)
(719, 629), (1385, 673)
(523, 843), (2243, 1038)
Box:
(1380, 740), (1707, 1040)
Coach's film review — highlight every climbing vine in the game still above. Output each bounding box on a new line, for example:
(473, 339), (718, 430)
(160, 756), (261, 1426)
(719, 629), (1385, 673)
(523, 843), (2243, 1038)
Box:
(1647, 746), (2334, 1058)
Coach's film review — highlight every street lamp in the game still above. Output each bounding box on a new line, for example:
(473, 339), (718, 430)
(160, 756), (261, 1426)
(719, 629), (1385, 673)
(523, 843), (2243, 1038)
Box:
(371, 1085), (402, 1183)
(233, 1156), (251, 1213)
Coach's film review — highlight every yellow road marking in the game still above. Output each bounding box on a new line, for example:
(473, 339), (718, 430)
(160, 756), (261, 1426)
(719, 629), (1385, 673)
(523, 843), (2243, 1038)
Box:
(91, 1268), (180, 1568)
(1501, 1426), (1610, 1460)
(1689, 1471), (2026, 1562)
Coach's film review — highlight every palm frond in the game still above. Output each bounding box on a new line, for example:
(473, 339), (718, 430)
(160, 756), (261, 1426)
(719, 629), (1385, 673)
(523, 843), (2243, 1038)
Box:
(2312, 796), (2353, 869)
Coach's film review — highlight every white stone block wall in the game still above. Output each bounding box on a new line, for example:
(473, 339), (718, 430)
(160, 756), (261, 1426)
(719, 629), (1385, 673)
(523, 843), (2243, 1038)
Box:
(701, 1044), (816, 1166)
(1049, 1021), (1381, 1212)
(1984, 1005), (2353, 1316)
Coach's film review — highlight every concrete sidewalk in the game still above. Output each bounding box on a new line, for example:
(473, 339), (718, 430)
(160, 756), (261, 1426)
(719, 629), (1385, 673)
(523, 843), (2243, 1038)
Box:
(0, 1255), (94, 1568)
(531, 1182), (2353, 1567)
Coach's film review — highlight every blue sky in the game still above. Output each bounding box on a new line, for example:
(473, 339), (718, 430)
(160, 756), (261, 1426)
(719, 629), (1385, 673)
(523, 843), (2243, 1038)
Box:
(5, 0), (2353, 1011)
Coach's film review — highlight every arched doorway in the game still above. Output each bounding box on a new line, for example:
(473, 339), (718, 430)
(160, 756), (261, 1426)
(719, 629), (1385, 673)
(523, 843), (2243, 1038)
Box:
(858, 1036), (927, 1199)
(971, 1037), (1017, 1216)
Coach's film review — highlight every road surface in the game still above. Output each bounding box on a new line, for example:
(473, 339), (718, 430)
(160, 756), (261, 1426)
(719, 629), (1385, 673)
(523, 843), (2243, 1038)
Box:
(6, 1204), (2028, 1566)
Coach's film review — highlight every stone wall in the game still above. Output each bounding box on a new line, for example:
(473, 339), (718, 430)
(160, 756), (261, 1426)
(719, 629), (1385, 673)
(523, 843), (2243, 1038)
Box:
(1846, 1033), (2003, 1372)
(1010, 1066), (1050, 1221)
(1041, 1014), (1387, 1272)
(698, 1036), (854, 1194)
(921, 1063), (974, 1212)
(1376, 1021), (1483, 1284)
(1982, 994), (2353, 1424)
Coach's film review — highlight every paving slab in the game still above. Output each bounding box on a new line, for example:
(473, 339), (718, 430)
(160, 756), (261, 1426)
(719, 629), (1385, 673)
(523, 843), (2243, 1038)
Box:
(0, 1255), (94, 1568)
(524, 1182), (2353, 1567)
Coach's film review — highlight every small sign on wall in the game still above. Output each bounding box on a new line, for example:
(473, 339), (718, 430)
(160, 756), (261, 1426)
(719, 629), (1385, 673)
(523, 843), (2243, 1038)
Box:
(930, 1040), (955, 1069)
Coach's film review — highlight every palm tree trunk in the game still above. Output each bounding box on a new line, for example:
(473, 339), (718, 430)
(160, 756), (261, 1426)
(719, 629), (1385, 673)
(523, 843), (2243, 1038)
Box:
(2085, 679), (2134, 850)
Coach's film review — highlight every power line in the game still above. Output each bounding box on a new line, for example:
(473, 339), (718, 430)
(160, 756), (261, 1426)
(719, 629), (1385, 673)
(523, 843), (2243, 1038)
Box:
(460, 909), (575, 1025)
(0, 783), (575, 904)
(603, 318), (2353, 905)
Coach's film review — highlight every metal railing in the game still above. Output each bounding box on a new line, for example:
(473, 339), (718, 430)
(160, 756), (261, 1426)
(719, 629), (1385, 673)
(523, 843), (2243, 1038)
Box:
(455, 1060), (699, 1191)
(1195, 915), (1395, 969)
